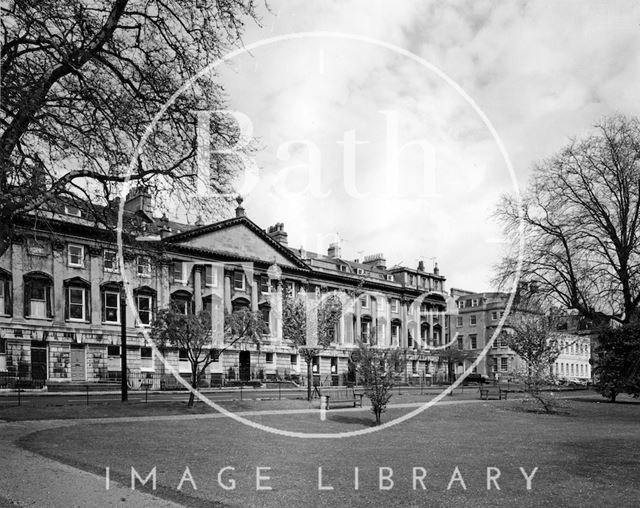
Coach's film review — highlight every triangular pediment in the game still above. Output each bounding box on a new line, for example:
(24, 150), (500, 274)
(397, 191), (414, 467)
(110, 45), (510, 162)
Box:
(164, 217), (306, 269)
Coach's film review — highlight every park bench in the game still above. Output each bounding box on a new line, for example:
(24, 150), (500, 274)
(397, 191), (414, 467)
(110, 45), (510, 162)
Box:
(317, 386), (365, 409)
(479, 385), (508, 400)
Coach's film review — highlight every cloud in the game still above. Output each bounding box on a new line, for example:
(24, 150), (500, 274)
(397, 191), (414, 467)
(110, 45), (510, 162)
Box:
(212, 0), (640, 292)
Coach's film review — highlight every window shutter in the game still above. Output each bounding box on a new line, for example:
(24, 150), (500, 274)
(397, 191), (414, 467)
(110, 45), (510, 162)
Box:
(85, 288), (90, 322)
(101, 291), (106, 322)
(24, 280), (31, 317)
(46, 284), (53, 318)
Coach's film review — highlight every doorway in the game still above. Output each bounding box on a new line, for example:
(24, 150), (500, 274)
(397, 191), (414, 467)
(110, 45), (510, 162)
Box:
(239, 351), (251, 381)
(30, 341), (47, 382)
(70, 345), (86, 382)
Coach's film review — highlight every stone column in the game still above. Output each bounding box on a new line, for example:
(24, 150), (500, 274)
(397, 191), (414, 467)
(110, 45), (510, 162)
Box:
(10, 239), (25, 321)
(88, 247), (101, 328)
(224, 273), (232, 313)
(355, 295), (362, 343)
(158, 258), (171, 309)
(274, 281), (283, 342)
(193, 265), (203, 312)
(428, 305), (434, 345)
(385, 297), (392, 346)
(52, 242), (65, 324)
(401, 301), (409, 348)
(251, 276), (258, 312)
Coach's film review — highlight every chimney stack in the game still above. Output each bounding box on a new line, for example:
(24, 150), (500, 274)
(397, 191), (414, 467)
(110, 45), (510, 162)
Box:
(267, 222), (288, 245)
(327, 242), (341, 259)
(124, 186), (152, 214)
(158, 213), (171, 238)
(363, 253), (386, 270)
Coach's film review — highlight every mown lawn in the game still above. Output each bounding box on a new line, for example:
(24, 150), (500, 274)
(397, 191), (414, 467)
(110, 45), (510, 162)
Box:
(18, 395), (640, 508)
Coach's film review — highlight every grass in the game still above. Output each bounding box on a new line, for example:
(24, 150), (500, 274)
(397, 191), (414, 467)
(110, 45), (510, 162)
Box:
(16, 394), (640, 507)
(0, 388), (486, 422)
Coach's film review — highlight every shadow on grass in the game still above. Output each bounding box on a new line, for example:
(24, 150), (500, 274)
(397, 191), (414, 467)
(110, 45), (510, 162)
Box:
(567, 397), (640, 405)
(327, 413), (377, 427)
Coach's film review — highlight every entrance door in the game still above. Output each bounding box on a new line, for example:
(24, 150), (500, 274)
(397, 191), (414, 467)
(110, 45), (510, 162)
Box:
(70, 346), (86, 382)
(30, 341), (47, 382)
(239, 351), (251, 381)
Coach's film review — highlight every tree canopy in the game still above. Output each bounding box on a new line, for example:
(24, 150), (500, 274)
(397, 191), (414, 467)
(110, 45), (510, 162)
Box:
(495, 115), (640, 324)
(1, 0), (260, 244)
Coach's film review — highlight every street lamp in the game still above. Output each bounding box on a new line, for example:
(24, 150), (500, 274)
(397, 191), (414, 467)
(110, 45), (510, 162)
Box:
(120, 284), (128, 402)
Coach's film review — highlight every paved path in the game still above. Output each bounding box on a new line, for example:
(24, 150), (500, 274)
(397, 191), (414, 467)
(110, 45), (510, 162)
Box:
(0, 420), (182, 507)
(0, 398), (491, 507)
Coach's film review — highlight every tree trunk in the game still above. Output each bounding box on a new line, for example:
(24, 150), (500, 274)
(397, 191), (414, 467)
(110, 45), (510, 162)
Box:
(306, 359), (312, 401)
(188, 368), (198, 407)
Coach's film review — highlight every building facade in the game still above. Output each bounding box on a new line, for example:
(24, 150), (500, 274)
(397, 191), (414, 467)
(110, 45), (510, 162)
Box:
(450, 290), (592, 382)
(0, 192), (450, 388)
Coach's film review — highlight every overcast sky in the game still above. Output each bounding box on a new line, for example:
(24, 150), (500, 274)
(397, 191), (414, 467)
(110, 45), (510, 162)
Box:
(207, 0), (640, 292)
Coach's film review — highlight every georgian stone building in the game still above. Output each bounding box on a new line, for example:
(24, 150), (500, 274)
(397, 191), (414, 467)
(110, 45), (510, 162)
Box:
(450, 289), (592, 382)
(0, 190), (450, 388)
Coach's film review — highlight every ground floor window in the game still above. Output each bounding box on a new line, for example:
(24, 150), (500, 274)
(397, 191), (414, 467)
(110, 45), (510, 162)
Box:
(312, 356), (319, 373)
(141, 347), (153, 371)
(331, 357), (338, 374)
(266, 352), (274, 363)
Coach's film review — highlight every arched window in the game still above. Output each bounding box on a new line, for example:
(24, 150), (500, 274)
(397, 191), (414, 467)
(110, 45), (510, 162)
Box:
(64, 277), (90, 322)
(360, 315), (372, 343)
(24, 272), (53, 319)
(259, 302), (271, 334)
(231, 297), (250, 313)
(391, 319), (402, 346)
(0, 268), (12, 316)
(170, 290), (192, 315)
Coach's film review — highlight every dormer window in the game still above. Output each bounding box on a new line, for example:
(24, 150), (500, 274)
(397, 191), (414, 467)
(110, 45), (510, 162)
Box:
(356, 268), (365, 275)
(338, 265), (348, 273)
(386, 274), (394, 281)
(64, 205), (81, 217)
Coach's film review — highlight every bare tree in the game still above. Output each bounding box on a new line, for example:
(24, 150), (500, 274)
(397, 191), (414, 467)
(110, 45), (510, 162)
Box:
(505, 313), (564, 413)
(1, 0), (261, 251)
(150, 306), (266, 406)
(495, 115), (640, 324)
(282, 291), (342, 401)
(354, 338), (403, 425)
(150, 308), (216, 407)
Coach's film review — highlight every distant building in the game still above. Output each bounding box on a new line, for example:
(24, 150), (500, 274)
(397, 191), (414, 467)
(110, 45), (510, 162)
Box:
(450, 290), (592, 382)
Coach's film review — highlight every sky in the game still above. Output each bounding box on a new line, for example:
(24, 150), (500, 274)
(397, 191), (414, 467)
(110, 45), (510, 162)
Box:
(203, 0), (640, 292)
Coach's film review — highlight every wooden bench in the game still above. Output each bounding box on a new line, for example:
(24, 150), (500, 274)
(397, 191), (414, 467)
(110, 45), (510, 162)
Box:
(318, 387), (365, 409)
(479, 385), (508, 400)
